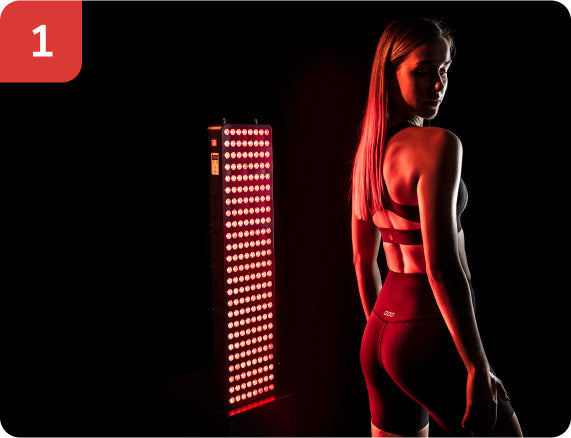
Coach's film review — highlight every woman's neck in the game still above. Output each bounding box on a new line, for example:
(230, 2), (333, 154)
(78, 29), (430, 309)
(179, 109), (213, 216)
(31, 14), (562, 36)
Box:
(388, 107), (423, 129)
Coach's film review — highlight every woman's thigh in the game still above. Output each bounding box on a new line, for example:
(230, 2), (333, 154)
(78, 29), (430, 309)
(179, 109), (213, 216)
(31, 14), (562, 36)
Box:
(381, 319), (471, 435)
(381, 319), (515, 435)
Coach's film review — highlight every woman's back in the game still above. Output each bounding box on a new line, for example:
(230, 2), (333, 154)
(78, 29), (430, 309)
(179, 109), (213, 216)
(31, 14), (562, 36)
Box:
(371, 124), (468, 274)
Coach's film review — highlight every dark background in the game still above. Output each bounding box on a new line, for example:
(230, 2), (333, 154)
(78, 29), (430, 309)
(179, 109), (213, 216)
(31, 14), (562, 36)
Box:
(2, 1), (569, 437)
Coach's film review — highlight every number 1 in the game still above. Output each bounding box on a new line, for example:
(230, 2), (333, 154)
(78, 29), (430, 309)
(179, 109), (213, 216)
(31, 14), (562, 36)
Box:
(33, 25), (53, 58)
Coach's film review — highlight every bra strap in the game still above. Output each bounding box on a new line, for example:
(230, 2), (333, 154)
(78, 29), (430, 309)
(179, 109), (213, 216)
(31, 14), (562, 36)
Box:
(380, 122), (421, 223)
(379, 228), (423, 245)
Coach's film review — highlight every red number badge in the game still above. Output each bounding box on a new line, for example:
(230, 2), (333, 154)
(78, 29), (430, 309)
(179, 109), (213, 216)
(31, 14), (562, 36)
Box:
(0, 1), (81, 82)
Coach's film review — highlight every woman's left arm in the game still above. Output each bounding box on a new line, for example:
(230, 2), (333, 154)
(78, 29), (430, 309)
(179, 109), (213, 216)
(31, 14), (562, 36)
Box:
(351, 212), (382, 320)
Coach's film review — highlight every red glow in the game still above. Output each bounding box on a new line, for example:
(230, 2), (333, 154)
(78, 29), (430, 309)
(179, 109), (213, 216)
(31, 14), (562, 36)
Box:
(227, 396), (277, 416)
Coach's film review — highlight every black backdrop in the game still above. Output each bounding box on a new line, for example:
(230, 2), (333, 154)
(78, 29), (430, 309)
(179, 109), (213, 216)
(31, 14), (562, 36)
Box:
(2, 1), (569, 437)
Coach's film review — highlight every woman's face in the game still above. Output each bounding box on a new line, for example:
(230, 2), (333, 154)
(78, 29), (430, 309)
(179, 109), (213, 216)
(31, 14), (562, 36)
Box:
(392, 37), (452, 120)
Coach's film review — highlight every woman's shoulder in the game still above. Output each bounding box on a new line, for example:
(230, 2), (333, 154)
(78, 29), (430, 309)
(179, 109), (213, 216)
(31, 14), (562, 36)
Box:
(410, 126), (462, 158)
(417, 126), (461, 146)
(405, 126), (463, 173)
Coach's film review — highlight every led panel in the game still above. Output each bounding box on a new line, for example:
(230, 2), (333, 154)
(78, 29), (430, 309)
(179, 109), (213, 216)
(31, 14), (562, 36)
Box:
(208, 123), (276, 410)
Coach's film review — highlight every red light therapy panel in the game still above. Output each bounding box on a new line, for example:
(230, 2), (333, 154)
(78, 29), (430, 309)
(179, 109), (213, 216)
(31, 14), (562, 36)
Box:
(208, 123), (276, 410)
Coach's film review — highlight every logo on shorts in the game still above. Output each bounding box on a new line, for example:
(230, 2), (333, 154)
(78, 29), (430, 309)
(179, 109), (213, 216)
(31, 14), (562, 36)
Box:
(383, 311), (395, 318)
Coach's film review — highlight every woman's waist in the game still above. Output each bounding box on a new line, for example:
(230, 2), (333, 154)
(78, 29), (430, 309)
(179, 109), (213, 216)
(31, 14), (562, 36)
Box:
(383, 243), (426, 273)
(374, 270), (475, 322)
(373, 270), (442, 322)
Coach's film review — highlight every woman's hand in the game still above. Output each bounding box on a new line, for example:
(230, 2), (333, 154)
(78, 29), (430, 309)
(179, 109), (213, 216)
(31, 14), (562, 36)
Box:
(462, 369), (510, 436)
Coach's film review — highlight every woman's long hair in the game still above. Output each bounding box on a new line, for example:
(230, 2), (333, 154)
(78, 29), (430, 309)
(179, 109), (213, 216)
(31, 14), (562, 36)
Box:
(351, 17), (454, 220)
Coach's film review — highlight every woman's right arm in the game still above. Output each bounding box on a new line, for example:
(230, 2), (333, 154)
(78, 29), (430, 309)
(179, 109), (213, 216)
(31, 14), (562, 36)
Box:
(351, 211), (382, 321)
(417, 129), (503, 435)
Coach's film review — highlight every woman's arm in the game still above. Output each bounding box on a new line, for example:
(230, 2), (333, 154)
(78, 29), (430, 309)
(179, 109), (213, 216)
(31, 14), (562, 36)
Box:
(417, 130), (487, 374)
(351, 212), (382, 320)
(417, 129), (504, 435)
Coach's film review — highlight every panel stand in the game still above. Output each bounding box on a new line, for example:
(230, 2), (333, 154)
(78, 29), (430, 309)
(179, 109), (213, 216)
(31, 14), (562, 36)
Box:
(160, 371), (295, 436)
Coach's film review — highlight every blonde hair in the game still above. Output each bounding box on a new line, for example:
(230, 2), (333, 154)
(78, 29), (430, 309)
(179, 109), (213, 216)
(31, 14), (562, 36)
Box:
(351, 17), (454, 220)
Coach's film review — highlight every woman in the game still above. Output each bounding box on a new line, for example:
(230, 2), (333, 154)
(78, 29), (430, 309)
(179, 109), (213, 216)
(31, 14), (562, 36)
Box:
(351, 17), (523, 437)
